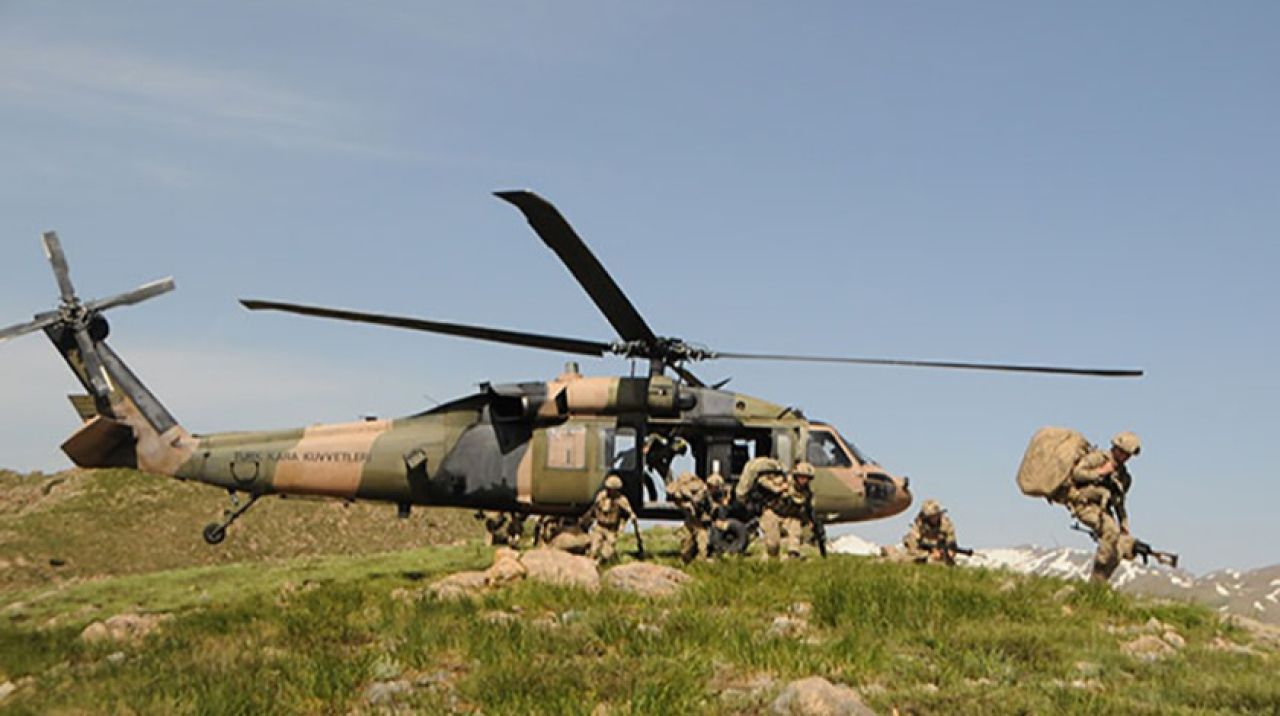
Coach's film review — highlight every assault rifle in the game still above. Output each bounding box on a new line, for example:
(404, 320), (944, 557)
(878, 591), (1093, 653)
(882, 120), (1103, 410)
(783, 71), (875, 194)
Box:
(631, 517), (646, 560)
(917, 540), (974, 562)
(1070, 523), (1179, 568)
(805, 499), (828, 559)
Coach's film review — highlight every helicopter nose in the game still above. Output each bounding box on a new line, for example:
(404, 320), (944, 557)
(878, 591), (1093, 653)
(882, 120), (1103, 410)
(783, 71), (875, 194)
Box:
(893, 475), (913, 513)
(865, 471), (912, 518)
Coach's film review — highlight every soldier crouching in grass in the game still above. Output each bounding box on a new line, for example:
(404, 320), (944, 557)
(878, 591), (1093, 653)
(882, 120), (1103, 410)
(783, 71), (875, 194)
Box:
(585, 472), (636, 563)
(881, 499), (960, 564)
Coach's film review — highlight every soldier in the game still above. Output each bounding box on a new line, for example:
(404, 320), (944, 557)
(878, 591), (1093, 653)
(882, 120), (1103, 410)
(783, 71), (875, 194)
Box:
(1067, 431), (1141, 582)
(706, 471), (732, 527)
(586, 472), (637, 563)
(668, 471), (712, 562)
(482, 511), (507, 546)
(900, 499), (959, 564)
(759, 460), (816, 560)
(475, 511), (523, 547)
(704, 470), (737, 557)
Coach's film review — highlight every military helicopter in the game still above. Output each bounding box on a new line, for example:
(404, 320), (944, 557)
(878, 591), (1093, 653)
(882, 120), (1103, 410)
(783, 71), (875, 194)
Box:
(1, 191), (1142, 547)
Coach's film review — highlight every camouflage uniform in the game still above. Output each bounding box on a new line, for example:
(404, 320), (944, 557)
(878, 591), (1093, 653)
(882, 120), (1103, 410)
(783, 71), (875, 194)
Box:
(706, 472), (732, 533)
(901, 499), (958, 564)
(1067, 432), (1141, 582)
(587, 474), (635, 563)
(760, 461), (815, 560)
(668, 471), (711, 562)
(477, 511), (524, 547)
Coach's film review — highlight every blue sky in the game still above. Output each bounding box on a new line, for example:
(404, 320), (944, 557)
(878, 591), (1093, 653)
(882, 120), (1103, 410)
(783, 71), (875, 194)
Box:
(2, 2), (1276, 571)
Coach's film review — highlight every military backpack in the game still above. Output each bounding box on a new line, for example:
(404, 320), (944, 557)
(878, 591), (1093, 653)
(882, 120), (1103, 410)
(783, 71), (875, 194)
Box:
(1016, 426), (1091, 500)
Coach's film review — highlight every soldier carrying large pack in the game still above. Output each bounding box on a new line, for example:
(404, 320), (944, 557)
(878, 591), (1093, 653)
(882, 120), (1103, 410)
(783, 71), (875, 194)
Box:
(1017, 427), (1174, 582)
(758, 460), (817, 560)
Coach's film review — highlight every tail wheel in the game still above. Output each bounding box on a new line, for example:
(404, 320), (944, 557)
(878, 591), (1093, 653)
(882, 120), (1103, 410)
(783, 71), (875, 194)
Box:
(202, 523), (227, 545)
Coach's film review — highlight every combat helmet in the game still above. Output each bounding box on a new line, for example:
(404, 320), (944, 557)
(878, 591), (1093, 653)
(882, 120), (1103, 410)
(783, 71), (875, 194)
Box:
(758, 457), (786, 475)
(706, 473), (725, 488)
(1111, 431), (1141, 456)
(921, 499), (944, 518)
(604, 474), (623, 490)
(792, 461), (816, 479)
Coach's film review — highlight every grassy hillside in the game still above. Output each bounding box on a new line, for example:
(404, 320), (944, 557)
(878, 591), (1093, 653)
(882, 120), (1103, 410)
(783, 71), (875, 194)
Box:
(0, 468), (481, 591)
(1, 534), (1276, 715)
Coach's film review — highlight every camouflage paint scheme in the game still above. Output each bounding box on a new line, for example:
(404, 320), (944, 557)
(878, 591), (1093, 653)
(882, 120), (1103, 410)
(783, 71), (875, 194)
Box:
(54, 341), (911, 525)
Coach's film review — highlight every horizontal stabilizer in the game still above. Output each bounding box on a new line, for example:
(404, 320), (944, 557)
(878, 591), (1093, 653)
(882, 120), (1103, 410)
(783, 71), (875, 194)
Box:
(68, 394), (98, 422)
(61, 415), (136, 469)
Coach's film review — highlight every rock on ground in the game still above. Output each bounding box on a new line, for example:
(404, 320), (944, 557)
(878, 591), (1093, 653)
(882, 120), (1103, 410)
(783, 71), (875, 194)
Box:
(602, 562), (690, 598)
(1121, 634), (1178, 662)
(1221, 614), (1280, 651)
(519, 548), (600, 591)
(771, 677), (877, 716)
(363, 678), (412, 705)
(79, 613), (172, 644)
(427, 571), (489, 600)
(767, 616), (809, 640)
(485, 548), (527, 586)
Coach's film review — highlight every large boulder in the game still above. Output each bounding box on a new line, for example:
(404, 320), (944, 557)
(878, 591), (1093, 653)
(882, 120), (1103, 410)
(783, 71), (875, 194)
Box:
(771, 677), (877, 716)
(602, 562), (690, 598)
(519, 548), (599, 591)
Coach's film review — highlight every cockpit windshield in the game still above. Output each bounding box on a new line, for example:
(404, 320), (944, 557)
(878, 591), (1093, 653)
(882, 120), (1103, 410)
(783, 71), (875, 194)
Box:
(807, 425), (877, 469)
(836, 430), (875, 466)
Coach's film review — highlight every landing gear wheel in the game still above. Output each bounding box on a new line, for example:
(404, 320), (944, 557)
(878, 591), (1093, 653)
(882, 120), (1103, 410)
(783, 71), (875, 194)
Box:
(202, 523), (227, 545)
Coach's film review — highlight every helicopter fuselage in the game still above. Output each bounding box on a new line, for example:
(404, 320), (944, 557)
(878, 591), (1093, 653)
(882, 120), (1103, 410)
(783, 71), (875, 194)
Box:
(158, 368), (911, 524)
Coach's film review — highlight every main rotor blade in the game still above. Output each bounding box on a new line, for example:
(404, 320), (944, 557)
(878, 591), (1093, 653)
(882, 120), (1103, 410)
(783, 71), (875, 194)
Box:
(495, 190), (658, 345)
(85, 277), (176, 313)
(41, 231), (77, 304)
(710, 351), (1144, 377)
(72, 328), (111, 397)
(240, 299), (613, 357)
(0, 312), (61, 343)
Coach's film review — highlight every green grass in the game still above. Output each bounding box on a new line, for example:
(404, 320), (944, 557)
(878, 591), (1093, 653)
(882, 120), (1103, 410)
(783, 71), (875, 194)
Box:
(0, 468), (482, 592)
(1, 534), (1276, 715)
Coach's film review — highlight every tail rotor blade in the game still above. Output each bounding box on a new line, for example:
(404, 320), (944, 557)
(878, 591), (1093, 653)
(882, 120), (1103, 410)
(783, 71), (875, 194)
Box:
(85, 278), (176, 313)
(0, 312), (61, 343)
(42, 231), (78, 304)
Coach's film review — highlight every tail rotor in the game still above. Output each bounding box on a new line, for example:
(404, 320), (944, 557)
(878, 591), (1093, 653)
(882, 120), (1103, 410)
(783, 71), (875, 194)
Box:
(0, 231), (175, 411)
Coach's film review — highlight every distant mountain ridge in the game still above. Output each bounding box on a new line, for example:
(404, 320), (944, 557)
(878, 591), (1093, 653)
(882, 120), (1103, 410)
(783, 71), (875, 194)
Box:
(831, 534), (1280, 626)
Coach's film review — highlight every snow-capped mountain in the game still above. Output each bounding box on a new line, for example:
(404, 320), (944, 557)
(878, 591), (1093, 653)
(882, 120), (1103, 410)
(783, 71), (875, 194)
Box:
(831, 534), (1280, 625)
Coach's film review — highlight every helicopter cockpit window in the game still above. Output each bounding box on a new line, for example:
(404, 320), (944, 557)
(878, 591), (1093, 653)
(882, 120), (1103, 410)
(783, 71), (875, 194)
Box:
(807, 429), (852, 468)
(836, 429), (875, 466)
(602, 427), (638, 472)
